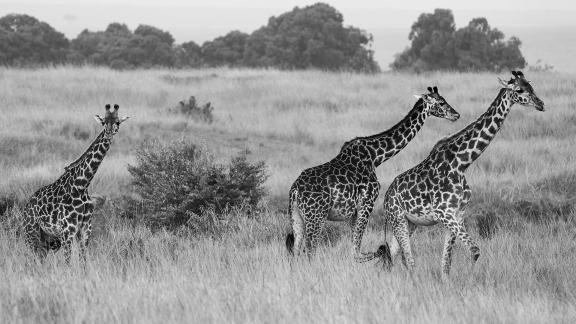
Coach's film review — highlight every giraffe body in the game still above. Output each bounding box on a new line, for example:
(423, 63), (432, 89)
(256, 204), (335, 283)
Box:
(286, 87), (460, 261)
(23, 104), (128, 260)
(382, 71), (544, 274)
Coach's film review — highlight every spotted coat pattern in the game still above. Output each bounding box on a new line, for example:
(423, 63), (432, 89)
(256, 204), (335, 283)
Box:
(286, 87), (460, 261)
(382, 71), (545, 274)
(22, 104), (128, 261)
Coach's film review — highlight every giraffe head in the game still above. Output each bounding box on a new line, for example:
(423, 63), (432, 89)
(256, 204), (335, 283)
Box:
(415, 86), (460, 122)
(94, 104), (129, 138)
(498, 70), (545, 111)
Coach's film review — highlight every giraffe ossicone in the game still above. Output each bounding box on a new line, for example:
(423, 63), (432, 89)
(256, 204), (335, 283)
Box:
(286, 86), (460, 262)
(22, 104), (129, 261)
(379, 71), (544, 275)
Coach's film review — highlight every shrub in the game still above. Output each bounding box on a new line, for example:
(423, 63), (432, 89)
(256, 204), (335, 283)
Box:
(169, 96), (214, 124)
(475, 210), (499, 239)
(0, 194), (16, 216)
(125, 140), (268, 231)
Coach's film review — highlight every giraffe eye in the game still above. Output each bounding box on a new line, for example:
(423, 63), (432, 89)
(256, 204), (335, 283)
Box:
(516, 89), (525, 94)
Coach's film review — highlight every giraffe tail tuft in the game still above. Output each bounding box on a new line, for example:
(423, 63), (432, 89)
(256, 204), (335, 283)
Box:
(375, 242), (393, 270)
(285, 232), (295, 255)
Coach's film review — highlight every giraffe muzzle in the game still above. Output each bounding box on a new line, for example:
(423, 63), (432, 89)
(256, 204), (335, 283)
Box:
(534, 98), (545, 111)
(449, 112), (460, 122)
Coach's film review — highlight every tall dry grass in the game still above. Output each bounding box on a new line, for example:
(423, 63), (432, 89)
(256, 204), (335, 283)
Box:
(0, 67), (575, 323)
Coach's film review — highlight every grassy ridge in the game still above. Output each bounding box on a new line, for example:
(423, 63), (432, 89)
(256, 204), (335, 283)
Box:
(0, 67), (575, 323)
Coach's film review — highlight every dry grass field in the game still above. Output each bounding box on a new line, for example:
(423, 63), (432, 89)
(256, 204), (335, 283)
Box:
(0, 67), (575, 323)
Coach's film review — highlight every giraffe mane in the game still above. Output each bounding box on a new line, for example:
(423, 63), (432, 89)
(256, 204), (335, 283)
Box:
(430, 88), (508, 153)
(338, 97), (425, 154)
(64, 154), (85, 171)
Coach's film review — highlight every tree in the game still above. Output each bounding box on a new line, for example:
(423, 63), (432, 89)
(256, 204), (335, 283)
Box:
(175, 41), (203, 67)
(134, 24), (174, 45)
(391, 9), (526, 72)
(243, 3), (379, 72)
(0, 14), (69, 66)
(201, 31), (249, 67)
(391, 9), (456, 71)
(454, 18), (525, 71)
(69, 23), (177, 69)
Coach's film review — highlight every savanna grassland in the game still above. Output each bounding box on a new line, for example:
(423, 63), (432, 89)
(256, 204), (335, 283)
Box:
(0, 67), (575, 323)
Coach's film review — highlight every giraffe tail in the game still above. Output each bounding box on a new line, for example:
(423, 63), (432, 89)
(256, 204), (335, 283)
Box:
(375, 243), (393, 270)
(378, 207), (393, 270)
(286, 232), (295, 255)
(286, 187), (302, 256)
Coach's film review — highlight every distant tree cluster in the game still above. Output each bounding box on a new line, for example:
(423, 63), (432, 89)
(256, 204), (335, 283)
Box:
(391, 9), (526, 72)
(243, 3), (379, 72)
(0, 14), (69, 66)
(68, 23), (177, 69)
(0, 3), (379, 72)
(0, 6), (527, 72)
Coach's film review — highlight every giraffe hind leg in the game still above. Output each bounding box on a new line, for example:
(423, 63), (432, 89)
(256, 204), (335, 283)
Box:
(352, 188), (379, 263)
(393, 217), (416, 269)
(304, 209), (326, 257)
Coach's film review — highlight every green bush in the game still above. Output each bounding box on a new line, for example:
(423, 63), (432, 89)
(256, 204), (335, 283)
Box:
(125, 140), (268, 231)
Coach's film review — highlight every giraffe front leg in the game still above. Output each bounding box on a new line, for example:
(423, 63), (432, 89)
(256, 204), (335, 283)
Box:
(25, 222), (48, 259)
(78, 222), (92, 264)
(60, 227), (78, 264)
(437, 210), (480, 265)
(441, 231), (457, 275)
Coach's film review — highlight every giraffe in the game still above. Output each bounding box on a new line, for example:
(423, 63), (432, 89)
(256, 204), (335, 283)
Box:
(22, 104), (129, 261)
(286, 86), (460, 262)
(379, 71), (544, 274)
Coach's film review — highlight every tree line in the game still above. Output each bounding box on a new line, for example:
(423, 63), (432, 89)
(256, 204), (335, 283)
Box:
(0, 4), (526, 72)
(392, 9), (526, 72)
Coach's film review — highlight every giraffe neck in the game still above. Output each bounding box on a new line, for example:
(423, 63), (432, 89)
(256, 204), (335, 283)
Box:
(62, 130), (112, 190)
(443, 88), (514, 172)
(355, 99), (428, 168)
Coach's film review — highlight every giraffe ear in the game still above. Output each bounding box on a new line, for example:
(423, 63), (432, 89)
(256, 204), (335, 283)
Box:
(413, 94), (423, 100)
(94, 115), (105, 125)
(119, 116), (130, 124)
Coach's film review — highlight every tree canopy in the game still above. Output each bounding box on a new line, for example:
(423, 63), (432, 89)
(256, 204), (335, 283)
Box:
(69, 23), (177, 69)
(0, 14), (69, 66)
(243, 3), (379, 72)
(391, 9), (526, 72)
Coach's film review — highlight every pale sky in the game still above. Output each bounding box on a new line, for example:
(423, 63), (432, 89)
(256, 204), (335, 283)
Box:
(2, 0), (575, 70)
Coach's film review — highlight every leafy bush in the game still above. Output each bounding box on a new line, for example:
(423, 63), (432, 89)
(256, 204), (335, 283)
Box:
(0, 193), (16, 216)
(125, 140), (268, 231)
(169, 96), (214, 124)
